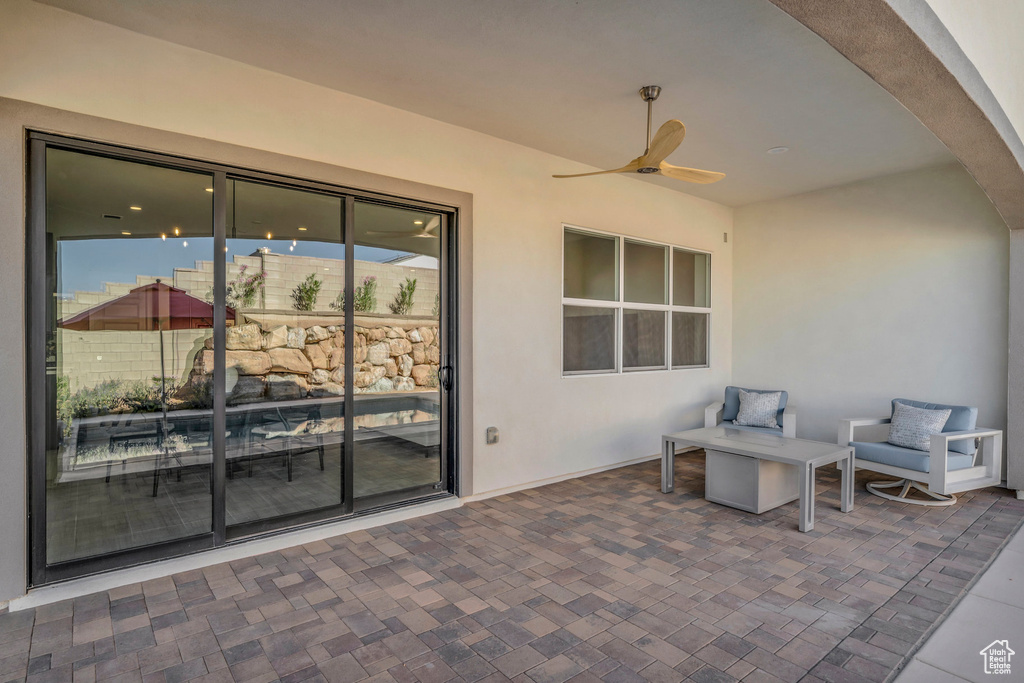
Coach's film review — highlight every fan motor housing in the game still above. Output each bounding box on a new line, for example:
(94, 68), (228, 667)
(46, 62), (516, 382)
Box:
(637, 166), (659, 174)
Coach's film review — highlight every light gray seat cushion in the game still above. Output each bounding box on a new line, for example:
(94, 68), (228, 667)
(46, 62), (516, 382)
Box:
(851, 441), (975, 473)
(722, 420), (783, 436)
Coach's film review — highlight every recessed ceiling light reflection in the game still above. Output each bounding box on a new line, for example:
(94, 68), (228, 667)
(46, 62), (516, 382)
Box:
(266, 232), (273, 240)
(129, 206), (142, 211)
(161, 233), (167, 241)
(298, 226), (307, 231)
(174, 227), (180, 236)
(183, 240), (188, 247)
(413, 220), (424, 225)
(289, 246), (294, 251)
(292, 240), (297, 246)
(121, 231), (131, 236)
(205, 188), (214, 193)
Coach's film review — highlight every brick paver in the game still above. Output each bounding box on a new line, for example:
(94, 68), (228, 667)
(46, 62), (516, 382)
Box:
(1, 456), (1021, 682)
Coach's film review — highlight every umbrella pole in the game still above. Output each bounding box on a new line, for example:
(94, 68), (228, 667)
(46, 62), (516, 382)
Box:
(155, 323), (169, 496)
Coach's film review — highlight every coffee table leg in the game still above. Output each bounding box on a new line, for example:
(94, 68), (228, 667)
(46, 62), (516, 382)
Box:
(661, 438), (674, 494)
(799, 463), (815, 532)
(841, 449), (855, 513)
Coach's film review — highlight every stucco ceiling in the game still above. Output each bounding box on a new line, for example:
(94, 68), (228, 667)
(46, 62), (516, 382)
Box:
(38, 0), (956, 206)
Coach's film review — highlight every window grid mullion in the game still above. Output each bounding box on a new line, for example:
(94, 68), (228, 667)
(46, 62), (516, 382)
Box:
(562, 226), (710, 376)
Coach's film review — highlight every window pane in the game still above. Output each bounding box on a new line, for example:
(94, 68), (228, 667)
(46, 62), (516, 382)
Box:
(564, 230), (617, 301)
(223, 179), (345, 528)
(353, 201), (442, 501)
(46, 148), (214, 563)
(672, 312), (709, 367)
(623, 309), (666, 370)
(624, 240), (667, 304)
(673, 249), (710, 307)
(563, 306), (615, 373)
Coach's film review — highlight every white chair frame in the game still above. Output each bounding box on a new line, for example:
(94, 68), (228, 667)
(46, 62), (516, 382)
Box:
(705, 401), (797, 438)
(839, 417), (1003, 506)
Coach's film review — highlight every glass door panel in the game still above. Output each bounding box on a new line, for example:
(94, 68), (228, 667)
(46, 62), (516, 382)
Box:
(352, 202), (442, 502)
(223, 180), (345, 528)
(45, 148), (215, 563)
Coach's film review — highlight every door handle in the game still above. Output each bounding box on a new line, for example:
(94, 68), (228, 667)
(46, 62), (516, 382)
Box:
(439, 365), (454, 392)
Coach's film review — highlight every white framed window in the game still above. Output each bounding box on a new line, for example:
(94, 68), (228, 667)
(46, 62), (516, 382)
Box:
(562, 224), (711, 375)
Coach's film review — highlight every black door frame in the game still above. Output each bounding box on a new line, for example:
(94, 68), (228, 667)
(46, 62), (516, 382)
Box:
(26, 131), (460, 585)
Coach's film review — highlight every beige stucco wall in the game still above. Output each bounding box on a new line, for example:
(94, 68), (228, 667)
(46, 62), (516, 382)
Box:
(734, 164), (1009, 447)
(0, 0), (733, 600)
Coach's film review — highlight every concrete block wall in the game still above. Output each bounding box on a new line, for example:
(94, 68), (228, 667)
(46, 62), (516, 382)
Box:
(57, 252), (440, 389)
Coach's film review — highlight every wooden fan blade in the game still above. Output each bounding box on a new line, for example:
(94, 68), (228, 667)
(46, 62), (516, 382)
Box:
(658, 162), (725, 184)
(640, 119), (686, 166)
(553, 159), (641, 178)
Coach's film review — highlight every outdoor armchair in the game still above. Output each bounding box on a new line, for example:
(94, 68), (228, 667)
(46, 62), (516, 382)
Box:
(839, 398), (1002, 506)
(705, 385), (796, 438)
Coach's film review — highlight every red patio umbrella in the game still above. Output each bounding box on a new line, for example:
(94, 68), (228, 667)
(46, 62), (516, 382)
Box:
(59, 280), (236, 494)
(60, 279), (234, 332)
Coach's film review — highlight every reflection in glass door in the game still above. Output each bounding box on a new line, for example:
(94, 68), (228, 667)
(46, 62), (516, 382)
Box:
(32, 135), (456, 583)
(353, 202), (444, 504)
(44, 148), (215, 564)
(223, 180), (345, 530)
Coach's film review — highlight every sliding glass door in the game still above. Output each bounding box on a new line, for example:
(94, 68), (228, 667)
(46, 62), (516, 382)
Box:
(30, 135), (457, 583)
(222, 180), (347, 532)
(352, 202), (445, 507)
(43, 147), (216, 565)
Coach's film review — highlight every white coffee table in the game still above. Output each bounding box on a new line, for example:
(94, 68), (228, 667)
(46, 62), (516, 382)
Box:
(661, 426), (855, 532)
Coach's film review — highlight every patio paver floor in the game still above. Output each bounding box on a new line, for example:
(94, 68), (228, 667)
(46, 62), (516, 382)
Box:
(1, 453), (1021, 683)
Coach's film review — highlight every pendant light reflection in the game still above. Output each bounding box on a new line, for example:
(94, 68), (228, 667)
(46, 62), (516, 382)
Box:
(182, 240), (188, 247)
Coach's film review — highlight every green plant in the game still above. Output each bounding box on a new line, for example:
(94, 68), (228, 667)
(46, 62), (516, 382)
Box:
(388, 277), (417, 315)
(227, 264), (265, 309)
(291, 273), (322, 311)
(204, 264), (266, 309)
(331, 275), (377, 312)
(56, 376), (202, 439)
(174, 378), (213, 410)
(432, 292), (440, 318)
(121, 379), (166, 413)
(56, 375), (73, 438)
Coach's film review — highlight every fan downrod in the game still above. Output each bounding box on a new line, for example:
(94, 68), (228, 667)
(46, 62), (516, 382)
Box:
(639, 85), (662, 162)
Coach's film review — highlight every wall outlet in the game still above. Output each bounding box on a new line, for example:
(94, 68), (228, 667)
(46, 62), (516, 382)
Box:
(485, 427), (499, 445)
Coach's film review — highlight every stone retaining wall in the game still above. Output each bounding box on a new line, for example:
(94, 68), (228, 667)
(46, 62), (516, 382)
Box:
(188, 320), (440, 403)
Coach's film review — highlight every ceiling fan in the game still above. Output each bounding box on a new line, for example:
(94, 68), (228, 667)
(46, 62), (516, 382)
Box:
(364, 215), (440, 239)
(554, 86), (725, 184)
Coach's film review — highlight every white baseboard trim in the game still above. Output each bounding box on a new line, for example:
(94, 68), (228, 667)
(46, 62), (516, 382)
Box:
(9, 497), (461, 612)
(462, 447), (699, 503)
